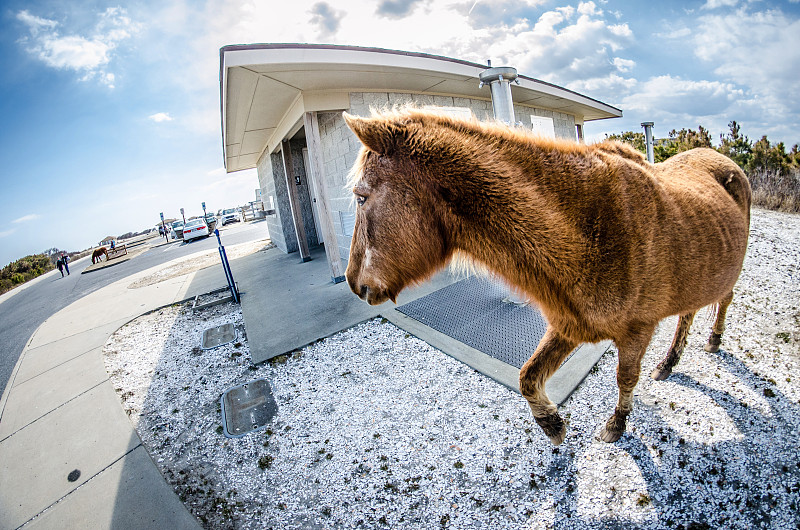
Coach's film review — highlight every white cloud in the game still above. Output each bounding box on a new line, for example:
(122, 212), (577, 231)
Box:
(567, 73), (637, 95)
(689, 6), (800, 136)
(0, 229), (16, 239)
(15, 10), (57, 35)
(612, 57), (635, 72)
(702, 0), (739, 9)
(463, 0), (549, 26)
(16, 7), (140, 88)
(471, 1), (636, 104)
(621, 75), (744, 118)
(12, 214), (41, 224)
(149, 112), (174, 123)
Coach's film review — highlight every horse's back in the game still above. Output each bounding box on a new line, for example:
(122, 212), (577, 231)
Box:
(644, 148), (751, 313)
(656, 148), (751, 218)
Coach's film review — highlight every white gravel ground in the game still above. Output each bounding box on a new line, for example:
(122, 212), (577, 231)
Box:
(103, 208), (800, 529)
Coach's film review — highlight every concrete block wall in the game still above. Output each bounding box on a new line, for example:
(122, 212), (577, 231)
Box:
(348, 92), (494, 122)
(266, 151), (298, 253)
(317, 111), (361, 262)
(257, 152), (292, 253)
(259, 91), (578, 259)
(320, 92), (578, 257)
(513, 105), (576, 140)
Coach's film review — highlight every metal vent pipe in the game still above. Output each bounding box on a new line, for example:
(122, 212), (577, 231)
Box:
(641, 122), (655, 163)
(479, 66), (518, 125)
(479, 64), (529, 305)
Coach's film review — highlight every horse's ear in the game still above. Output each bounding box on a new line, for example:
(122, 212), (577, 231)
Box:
(343, 112), (396, 156)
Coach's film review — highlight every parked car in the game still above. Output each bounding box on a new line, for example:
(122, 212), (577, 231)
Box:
(171, 220), (185, 240)
(182, 218), (210, 242)
(220, 208), (241, 225)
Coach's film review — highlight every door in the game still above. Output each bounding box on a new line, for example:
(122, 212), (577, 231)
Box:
(302, 148), (324, 244)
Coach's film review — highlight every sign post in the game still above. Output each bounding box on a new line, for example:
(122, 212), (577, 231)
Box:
(202, 201), (207, 219)
(180, 207), (186, 225)
(214, 229), (239, 303)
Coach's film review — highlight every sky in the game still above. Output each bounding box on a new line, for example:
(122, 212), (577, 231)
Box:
(1, 0), (798, 267)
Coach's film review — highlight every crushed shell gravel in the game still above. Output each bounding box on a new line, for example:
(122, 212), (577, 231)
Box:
(103, 208), (800, 529)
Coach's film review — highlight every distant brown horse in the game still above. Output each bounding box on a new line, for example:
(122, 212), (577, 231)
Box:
(343, 108), (751, 445)
(91, 247), (109, 264)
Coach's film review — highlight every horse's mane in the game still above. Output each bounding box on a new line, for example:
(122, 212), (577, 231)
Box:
(346, 107), (651, 177)
(346, 106), (602, 188)
(594, 140), (649, 164)
(366, 106), (591, 153)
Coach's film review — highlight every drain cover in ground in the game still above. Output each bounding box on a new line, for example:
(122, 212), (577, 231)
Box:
(202, 323), (236, 349)
(220, 379), (277, 438)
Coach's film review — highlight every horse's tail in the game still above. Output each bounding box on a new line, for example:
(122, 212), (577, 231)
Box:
(705, 149), (752, 222)
(719, 164), (751, 222)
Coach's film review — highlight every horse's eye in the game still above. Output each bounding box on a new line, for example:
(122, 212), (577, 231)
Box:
(355, 194), (367, 207)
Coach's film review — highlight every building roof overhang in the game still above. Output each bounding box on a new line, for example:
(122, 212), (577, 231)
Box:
(220, 43), (622, 172)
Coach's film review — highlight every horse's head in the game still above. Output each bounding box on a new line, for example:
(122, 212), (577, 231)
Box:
(342, 111), (451, 305)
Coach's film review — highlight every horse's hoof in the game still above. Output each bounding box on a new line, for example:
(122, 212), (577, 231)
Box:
(650, 366), (671, 381)
(599, 409), (627, 443)
(705, 333), (722, 353)
(534, 412), (566, 446)
(599, 426), (623, 443)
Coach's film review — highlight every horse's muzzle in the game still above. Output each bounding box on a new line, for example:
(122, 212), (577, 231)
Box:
(348, 278), (391, 306)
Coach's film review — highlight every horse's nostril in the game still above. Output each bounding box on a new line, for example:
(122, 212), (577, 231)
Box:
(359, 285), (369, 299)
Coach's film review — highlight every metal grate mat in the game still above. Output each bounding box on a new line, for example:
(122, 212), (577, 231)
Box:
(397, 276), (561, 369)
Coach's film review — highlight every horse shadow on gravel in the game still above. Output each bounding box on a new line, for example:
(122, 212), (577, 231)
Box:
(562, 346), (800, 529)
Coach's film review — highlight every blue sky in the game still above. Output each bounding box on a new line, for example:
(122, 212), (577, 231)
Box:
(1, 0), (798, 267)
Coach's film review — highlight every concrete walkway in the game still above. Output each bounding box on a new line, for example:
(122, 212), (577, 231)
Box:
(191, 245), (609, 396)
(0, 259), (220, 528)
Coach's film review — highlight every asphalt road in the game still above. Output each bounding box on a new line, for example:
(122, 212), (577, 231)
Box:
(0, 220), (270, 397)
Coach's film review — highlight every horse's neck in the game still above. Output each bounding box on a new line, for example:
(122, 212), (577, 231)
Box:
(446, 141), (586, 290)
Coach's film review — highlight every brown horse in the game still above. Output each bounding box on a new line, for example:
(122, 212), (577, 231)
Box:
(343, 108), (751, 445)
(91, 247), (109, 264)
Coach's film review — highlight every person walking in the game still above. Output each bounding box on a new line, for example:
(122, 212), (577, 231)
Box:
(56, 257), (64, 277)
(62, 253), (70, 275)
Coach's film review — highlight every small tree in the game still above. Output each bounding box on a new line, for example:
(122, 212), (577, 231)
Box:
(605, 131), (646, 153)
(654, 126), (713, 162)
(748, 136), (791, 176)
(718, 121), (752, 170)
(789, 144), (800, 169)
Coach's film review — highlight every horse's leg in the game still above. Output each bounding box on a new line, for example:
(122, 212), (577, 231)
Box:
(650, 312), (696, 381)
(705, 290), (734, 353)
(519, 328), (579, 445)
(600, 323), (656, 443)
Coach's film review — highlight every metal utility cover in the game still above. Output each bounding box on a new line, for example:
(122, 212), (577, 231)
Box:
(202, 323), (236, 350)
(220, 379), (277, 438)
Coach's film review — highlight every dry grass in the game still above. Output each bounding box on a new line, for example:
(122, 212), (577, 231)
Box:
(749, 169), (800, 213)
